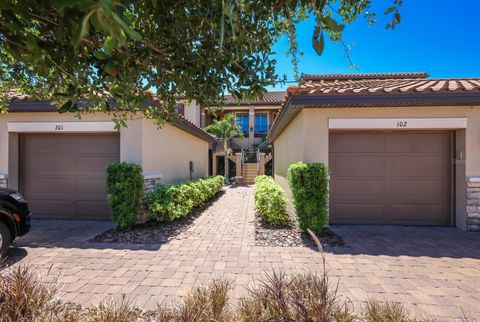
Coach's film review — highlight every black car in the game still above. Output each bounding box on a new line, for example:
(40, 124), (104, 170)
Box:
(0, 188), (31, 257)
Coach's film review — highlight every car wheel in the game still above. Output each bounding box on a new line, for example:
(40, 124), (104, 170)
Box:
(0, 221), (12, 258)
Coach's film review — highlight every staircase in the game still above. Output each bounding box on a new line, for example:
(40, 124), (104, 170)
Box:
(242, 163), (258, 184)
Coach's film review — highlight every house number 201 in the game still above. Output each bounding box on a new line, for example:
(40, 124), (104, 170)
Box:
(396, 121), (408, 128)
(55, 124), (64, 131)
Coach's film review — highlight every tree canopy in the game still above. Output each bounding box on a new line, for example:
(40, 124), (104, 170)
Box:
(0, 0), (402, 127)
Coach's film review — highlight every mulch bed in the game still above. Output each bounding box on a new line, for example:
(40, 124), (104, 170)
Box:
(91, 191), (225, 244)
(254, 208), (345, 249)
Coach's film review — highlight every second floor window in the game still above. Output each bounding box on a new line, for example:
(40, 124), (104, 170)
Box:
(176, 103), (185, 116)
(236, 113), (249, 136)
(254, 113), (268, 137)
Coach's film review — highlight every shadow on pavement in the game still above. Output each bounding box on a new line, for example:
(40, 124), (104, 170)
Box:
(328, 225), (480, 259)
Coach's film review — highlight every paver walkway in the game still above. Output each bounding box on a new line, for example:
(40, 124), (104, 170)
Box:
(8, 185), (480, 321)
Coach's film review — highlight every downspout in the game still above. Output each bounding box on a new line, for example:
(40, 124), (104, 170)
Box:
(271, 143), (275, 179)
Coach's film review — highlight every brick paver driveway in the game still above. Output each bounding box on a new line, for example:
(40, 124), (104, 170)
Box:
(8, 185), (480, 321)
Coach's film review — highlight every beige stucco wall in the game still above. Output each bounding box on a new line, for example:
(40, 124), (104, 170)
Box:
(273, 105), (480, 229)
(274, 106), (480, 180)
(140, 119), (208, 183)
(298, 106), (480, 174)
(182, 99), (201, 128)
(0, 112), (209, 187)
(0, 112), (114, 180)
(272, 110), (304, 198)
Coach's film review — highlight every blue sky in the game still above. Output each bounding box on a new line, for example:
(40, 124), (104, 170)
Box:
(269, 1), (480, 90)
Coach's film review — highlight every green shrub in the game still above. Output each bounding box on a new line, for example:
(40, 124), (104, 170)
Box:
(287, 162), (329, 232)
(106, 162), (144, 230)
(254, 175), (288, 225)
(147, 176), (224, 222)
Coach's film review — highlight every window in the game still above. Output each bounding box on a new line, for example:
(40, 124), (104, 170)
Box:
(176, 103), (185, 116)
(254, 113), (268, 137)
(236, 113), (249, 136)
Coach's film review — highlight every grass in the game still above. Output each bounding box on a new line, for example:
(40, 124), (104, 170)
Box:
(0, 264), (457, 322)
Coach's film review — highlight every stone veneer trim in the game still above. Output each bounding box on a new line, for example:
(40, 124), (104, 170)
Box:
(138, 173), (162, 223)
(466, 176), (480, 232)
(0, 173), (7, 188)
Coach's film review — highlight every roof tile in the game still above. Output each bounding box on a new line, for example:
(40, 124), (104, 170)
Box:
(223, 91), (285, 106)
(267, 72), (480, 143)
(293, 76), (480, 96)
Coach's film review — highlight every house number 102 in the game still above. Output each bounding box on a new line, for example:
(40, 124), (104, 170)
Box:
(396, 121), (408, 128)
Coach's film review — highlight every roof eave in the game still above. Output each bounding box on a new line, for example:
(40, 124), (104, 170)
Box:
(290, 92), (480, 107)
(267, 92), (480, 143)
(7, 101), (215, 143)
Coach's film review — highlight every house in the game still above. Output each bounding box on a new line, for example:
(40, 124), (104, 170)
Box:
(267, 72), (480, 231)
(0, 95), (214, 220)
(177, 92), (284, 182)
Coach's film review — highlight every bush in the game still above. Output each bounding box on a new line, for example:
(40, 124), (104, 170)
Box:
(287, 162), (329, 232)
(0, 264), (441, 321)
(106, 162), (144, 230)
(147, 176), (224, 222)
(254, 175), (288, 225)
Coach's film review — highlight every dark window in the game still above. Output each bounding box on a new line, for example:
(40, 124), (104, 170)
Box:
(177, 103), (185, 116)
(236, 113), (249, 135)
(254, 113), (268, 137)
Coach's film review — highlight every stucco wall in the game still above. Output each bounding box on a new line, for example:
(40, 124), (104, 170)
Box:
(183, 100), (201, 127)
(0, 112), (114, 177)
(272, 105), (480, 230)
(141, 119), (209, 183)
(0, 112), (209, 187)
(298, 106), (480, 175)
(272, 110), (304, 197)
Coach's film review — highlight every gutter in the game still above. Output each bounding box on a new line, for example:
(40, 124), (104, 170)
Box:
(267, 91), (480, 143)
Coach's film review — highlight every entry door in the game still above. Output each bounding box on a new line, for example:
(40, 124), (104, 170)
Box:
(20, 133), (120, 219)
(329, 131), (452, 226)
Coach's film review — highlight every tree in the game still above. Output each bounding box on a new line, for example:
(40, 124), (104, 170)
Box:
(0, 1), (402, 127)
(204, 113), (243, 180)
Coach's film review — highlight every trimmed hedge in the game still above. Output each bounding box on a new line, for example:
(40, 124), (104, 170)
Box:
(106, 162), (144, 230)
(287, 162), (329, 232)
(146, 176), (224, 222)
(254, 175), (288, 225)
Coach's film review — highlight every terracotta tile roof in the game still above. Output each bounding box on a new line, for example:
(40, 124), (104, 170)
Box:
(224, 91), (286, 106)
(7, 90), (29, 101)
(295, 76), (480, 96)
(302, 72), (428, 81)
(267, 72), (480, 143)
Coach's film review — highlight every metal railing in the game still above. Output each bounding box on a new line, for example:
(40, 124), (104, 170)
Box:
(243, 149), (257, 163)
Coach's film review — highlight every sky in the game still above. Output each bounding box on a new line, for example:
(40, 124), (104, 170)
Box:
(268, 1), (480, 90)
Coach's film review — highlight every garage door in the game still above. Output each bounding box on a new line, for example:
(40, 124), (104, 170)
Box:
(20, 134), (120, 219)
(329, 131), (452, 226)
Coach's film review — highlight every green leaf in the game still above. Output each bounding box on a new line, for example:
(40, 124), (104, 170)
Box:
(75, 9), (95, 46)
(312, 29), (325, 55)
(219, 0), (225, 48)
(58, 100), (73, 113)
(323, 16), (345, 33)
(96, 50), (110, 60)
(103, 36), (117, 55)
(394, 12), (401, 24)
(25, 35), (42, 62)
(111, 11), (142, 40)
(51, 0), (94, 15)
(315, 0), (328, 11)
(384, 6), (396, 15)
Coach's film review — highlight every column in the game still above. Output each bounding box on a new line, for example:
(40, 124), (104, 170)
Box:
(248, 105), (255, 150)
(258, 153), (266, 176)
(235, 153), (243, 179)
